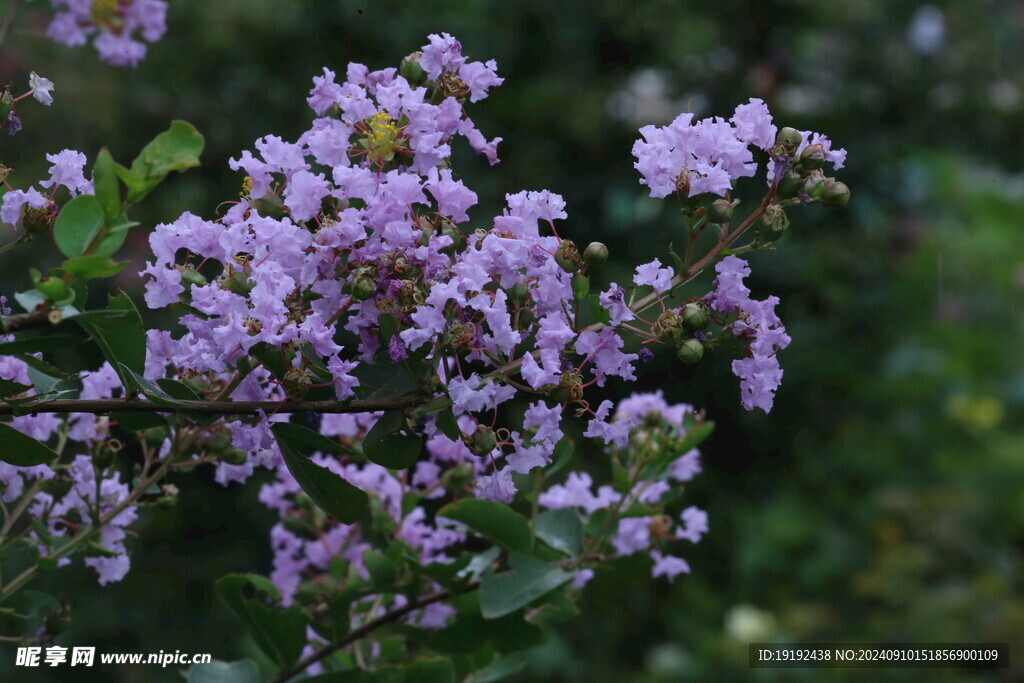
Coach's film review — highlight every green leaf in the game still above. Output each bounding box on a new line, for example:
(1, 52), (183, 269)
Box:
(271, 423), (368, 524)
(351, 362), (418, 400)
(75, 292), (146, 392)
(215, 574), (307, 671)
(535, 509), (583, 557)
(118, 121), (205, 205)
(187, 659), (261, 683)
(479, 552), (572, 619)
(363, 410), (423, 469)
(61, 255), (130, 280)
(92, 148), (122, 223)
(587, 294), (611, 326)
(645, 414), (715, 480)
(53, 195), (105, 258)
(403, 658), (456, 683)
(464, 656), (526, 683)
(543, 438), (574, 481)
(0, 423), (59, 466)
(435, 408), (461, 441)
(0, 335), (83, 355)
(438, 498), (533, 554)
(0, 378), (31, 398)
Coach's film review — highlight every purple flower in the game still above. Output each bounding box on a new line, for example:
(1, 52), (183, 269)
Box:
(730, 98), (775, 152)
(676, 506), (708, 544)
(732, 355), (783, 412)
(633, 258), (674, 294)
(29, 72), (55, 106)
(475, 466), (516, 503)
(612, 517), (651, 555)
(706, 255), (751, 313)
(650, 551), (691, 582)
(41, 149), (92, 196)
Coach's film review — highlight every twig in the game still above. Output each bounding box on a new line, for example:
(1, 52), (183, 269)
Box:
(270, 582), (478, 683)
(0, 393), (429, 416)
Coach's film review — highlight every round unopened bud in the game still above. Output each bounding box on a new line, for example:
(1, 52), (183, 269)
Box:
(554, 239), (583, 273)
(759, 204), (790, 242)
(509, 281), (529, 305)
(707, 199), (735, 224)
(222, 448), (248, 466)
(41, 471), (73, 499)
(822, 181), (850, 208)
(571, 273), (590, 300)
(802, 170), (826, 200)
(399, 51), (427, 87)
(34, 276), (71, 303)
(471, 425), (498, 455)
(676, 338), (704, 364)
(583, 241), (609, 266)
(775, 127), (803, 150)
(799, 143), (826, 170)
(0, 91), (13, 122)
(680, 302), (709, 331)
(351, 274), (376, 301)
(777, 170), (803, 199)
(236, 355), (253, 373)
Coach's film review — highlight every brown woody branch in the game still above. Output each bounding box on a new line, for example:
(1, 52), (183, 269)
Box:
(0, 394), (427, 416)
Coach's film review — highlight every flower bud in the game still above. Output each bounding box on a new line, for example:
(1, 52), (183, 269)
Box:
(571, 273), (590, 300)
(583, 241), (609, 266)
(250, 191), (289, 220)
(822, 181), (850, 208)
(41, 470), (73, 499)
(772, 127), (802, 156)
(222, 448), (248, 466)
(554, 240), (583, 273)
(676, 338), (704, 364)
(777, 170), (802, 199)
(33, 274), (71, 303)
(509, 281), (530, 305)
(759, 204), (789, 242)
(471, 425), (498, 455)
(235, 355), (253, 373)
(802, 170), (826, 200)
(351, 274), (376, 301)
(0, 90), (13, 122)
(680, 302), (709, 331)
(707, 199), (735, 224)
(399, 51), (428, 87)
(44, 613), (71, 637)
(799, 144), (826, 170)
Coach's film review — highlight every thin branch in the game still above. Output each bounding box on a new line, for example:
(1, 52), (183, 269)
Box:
(0, 309), (62, 334)
(270, 582), (477, 683)
(0, 393), (429, 416)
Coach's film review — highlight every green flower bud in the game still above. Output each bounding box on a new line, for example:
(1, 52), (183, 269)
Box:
(759, 204), (790, 242)
(822, 180), (850, 208)
(34, 275), (71, 303)
(583, 241), (609, 266)
(777, 170), (803, 199)
(351, 274), (376, 301)
(571, 273), (590, 300)
(250, 191), (289, 220)
(235, 355), (253, 373)
(439, 220), (464, 255)
(224, 270), (255, 296)
(0, 90), (13, 122)
(707, 199), (735, 224)
(799, 143), (826, 170)
(471, 425), (498, 455)
(509, 281), (530, 305)
(680, 302), (709, 331)
(772, 127), (803, 156)
(802, 170), (826, 200)
(221, 448), (249, 466)
(399, 51), (428, 87)
(41, 471), (73, 499)
(676, 338), (704, 364)
(555, 239), (583, 273)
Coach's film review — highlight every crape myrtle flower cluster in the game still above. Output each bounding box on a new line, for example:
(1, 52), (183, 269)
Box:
(47, 0), (168, 67)
(0, 31), (849, 671)
(1, 73), (55, 136)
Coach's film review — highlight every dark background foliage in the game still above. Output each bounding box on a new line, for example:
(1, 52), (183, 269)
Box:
(2, 0), (1023, 680)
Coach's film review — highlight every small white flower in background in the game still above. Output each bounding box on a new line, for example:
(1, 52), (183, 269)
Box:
(725, 604), (777, 643)
(29, 72), (54, 106)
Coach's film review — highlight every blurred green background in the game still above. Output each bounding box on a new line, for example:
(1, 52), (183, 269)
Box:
(2, 0), (1024, 680)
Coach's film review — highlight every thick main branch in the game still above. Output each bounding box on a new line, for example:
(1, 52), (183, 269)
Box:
(0, 394), (428, 416)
